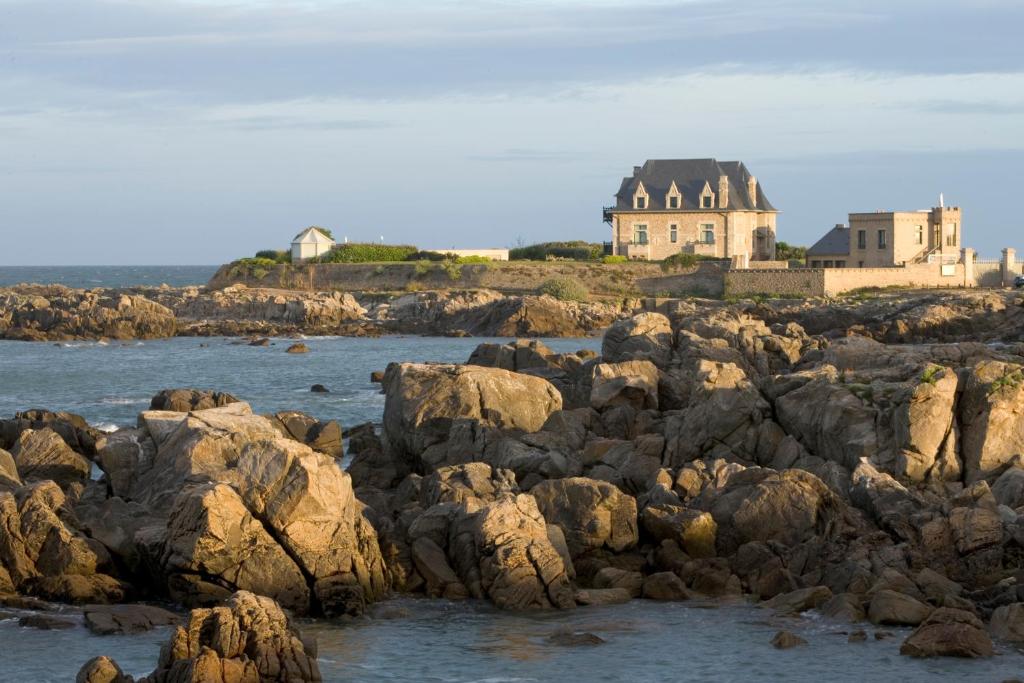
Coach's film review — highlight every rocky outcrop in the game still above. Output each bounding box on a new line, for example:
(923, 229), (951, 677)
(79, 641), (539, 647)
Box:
(530, 477), (638, 558)
(10, 428), (92, 489)
(382, 363), (562, 474)
(0, 285), (176, 341)
(78, 590), (321, 682)
(900, 607), (993, 658)
(149, 389), (240, 413)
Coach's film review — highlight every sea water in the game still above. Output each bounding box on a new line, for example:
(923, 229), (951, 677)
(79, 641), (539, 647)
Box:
(1, 334), (1023, 681)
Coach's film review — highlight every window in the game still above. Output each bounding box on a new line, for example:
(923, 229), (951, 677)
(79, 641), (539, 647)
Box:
(635, 196), (647, 210)
(811, 260), (821, 268)
(915, 225), (923, 245)
(878, 230), (887, 249)
(667, 196), (679, 209)
(669, 225), (678, 243)
(836, 260), (846, 268)
(824, 260), (834, 268)
(633, 224), (648, 245)
(858, 261), (864, 268)
(700, 224), (715, 244)
(857, 230), (866, 249)
(701, 195), (712, 208)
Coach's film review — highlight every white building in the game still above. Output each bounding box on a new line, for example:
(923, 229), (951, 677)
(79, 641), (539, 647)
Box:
(290, 227), (335, 262)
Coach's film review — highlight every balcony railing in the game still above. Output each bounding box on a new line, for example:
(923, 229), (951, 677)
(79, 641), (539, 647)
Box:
(602, 206), (615, 224)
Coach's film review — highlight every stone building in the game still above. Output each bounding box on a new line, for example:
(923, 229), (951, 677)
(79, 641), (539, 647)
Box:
(807, 206), (962, 268)
(604, 158), (778, 264)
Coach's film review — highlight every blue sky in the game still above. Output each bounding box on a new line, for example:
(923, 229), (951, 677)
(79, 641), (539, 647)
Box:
(1, 0), (1022, 264)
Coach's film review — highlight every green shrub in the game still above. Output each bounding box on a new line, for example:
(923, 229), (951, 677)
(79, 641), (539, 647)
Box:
(441, 260), (462, 281)
(775, 241), (807, 263)
(413, 259), (432, 277)
(537, 276), (589, 302)
(315, 243), (418, 263)
(254, 249), (291, 264)
(455, 255), (492, 264)
(511, 241), (604, 261)
(602, 255), (628, 264)
(405, 250), (448, 262)
(660, 253), (699, 272)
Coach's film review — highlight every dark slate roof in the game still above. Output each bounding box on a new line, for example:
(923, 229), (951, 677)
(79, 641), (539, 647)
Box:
(613, 158), (776, 212)
(807, 225), (851, 256)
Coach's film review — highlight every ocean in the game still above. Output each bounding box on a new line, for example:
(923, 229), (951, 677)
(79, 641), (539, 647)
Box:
(0, 265), (218, 289)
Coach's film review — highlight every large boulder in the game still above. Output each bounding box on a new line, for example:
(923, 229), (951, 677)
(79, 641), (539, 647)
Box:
(601, 313), (673, 366)
(960, 361), (1024, 482)
(266, 411), (343, 458)
(10, 428), (92, 488)
(382, 363), (562, 474)
(590, 360), (660, 411)
(990, 602), (1024, 642)
(448, 494), (575, 610)
(900, 607), (993, 658)
(530, 477), (639, 558)
(79, 590), (321, 682)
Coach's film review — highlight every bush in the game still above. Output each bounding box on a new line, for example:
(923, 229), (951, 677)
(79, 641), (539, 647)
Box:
(405, 250), (448, 262)
(537, 276), (589, 302)
(254, 249), (291, 264)
(455, 255), (492, 264)
(441, 260), (462, 281)
(660, 253), (699, 272)
(315, 243), (418, 263)
(602, 255), (628, 264)
(775, 241), (807, 263)
(510, 241), (604, 261)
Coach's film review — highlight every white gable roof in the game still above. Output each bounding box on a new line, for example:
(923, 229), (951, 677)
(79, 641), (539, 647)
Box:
(291, 227), (334, 245)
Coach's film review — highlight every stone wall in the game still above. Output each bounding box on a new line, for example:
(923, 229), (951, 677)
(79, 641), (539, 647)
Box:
(209, 260), (730, 298)
(724, 269), (826, 297)
(975, 261), (1003, 287)
(725, 262), (971, 298)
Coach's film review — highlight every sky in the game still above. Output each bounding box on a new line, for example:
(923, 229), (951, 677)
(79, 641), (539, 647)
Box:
(0, 0), (1022, 265)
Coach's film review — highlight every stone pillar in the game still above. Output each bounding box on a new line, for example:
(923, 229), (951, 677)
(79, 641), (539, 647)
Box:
(962, 248), (974, 287)
(718, 176), (730, 209)
(1003, 248), (1017, 287)
(747, 176), (758, 208)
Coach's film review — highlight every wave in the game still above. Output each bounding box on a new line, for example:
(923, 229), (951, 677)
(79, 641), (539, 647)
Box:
(93, 423), (121, 433)
(100, 397), (148, 405)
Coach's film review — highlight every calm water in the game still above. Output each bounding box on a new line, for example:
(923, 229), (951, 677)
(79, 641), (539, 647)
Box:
(3, 598), (1023, 682)
(0, 333), (1021, 680)
(0, 265), (218, 289)
(0, 336), (599, 430)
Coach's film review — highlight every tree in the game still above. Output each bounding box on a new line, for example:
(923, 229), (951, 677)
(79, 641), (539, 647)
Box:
(775, 241), (807, 264)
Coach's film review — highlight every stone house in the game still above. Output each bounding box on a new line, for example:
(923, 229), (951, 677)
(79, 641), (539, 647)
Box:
(807, 206), (962, 268)
(604, 159), (778, 264)
(291, 227), (335, 263)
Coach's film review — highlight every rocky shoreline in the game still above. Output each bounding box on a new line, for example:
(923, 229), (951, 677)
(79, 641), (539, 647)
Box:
(0, 290), (1022, 679)
(0, 283), (623, 341)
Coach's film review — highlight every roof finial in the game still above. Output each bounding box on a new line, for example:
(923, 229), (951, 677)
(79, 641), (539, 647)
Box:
(939, 192), (944, 208)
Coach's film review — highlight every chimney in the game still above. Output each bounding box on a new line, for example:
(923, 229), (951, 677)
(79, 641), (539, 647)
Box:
(747, 176), (758, 208)
(718, 175), (729, 209)
(633, 166), (642, 176)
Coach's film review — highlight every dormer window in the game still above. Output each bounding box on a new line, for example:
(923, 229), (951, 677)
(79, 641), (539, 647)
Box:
(665, 181), (682, 210)
(699, 181), (715, 209)
(633, 181), (649, 210)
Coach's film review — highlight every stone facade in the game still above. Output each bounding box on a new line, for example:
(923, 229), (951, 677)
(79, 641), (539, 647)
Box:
(606, 159), (778, 264)
(808, 207), (963, 268)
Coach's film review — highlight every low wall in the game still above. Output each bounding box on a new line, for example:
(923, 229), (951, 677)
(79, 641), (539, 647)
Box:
(975, 261), (1003, 287)
(822, 263), (968, 295)
(724, 269), (826, 297)
(746, 260), (791, 270)
(209, 259), (730, 298)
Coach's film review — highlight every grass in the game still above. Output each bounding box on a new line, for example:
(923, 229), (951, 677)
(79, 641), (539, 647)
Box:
(920, 365), (943, 385)
(989, 369), (1024, 396)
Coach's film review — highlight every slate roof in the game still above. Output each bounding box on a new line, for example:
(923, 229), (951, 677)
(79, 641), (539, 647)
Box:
(807, 225), (851, 256)
(613, 159), (776, 212)
(291, 227), (334, 245)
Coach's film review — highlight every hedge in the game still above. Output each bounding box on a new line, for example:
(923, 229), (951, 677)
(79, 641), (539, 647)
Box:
(510, 241), (604, 261)
(537, 276), (589, 302)
(254, 249), (291, 264)
(315, 243), (418, 263)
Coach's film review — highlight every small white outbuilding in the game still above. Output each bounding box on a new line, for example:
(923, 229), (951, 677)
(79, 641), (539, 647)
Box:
(290, 227), (336, 263)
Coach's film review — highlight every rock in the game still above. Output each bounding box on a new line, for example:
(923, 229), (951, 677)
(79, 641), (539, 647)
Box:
(76, 656), (132, 683)
(286, 342), (310, 354)
(148, 388), (240, 412)
(19, 613), (76, 630)
(267, 411), (343, 458)
(960, 361), (1024, 482)
(762, 586), (833, 614)
(868, 589), (932, 626)
(422, 462), (517, 506)
(10, 428), (91, 487)
(642, 572), (690, 601)
(771, 630), (807, 649)
(819, 593), (866, 622)
(992, 466), (1024, 508)
(530, 477), (638, 558)
(249, 337), (270, 346)
(82, 590), (321, 682)
(990, 603), (1024, 642)
(915, 568), (963, 603)
(949, 505), (1003, 554)
(592, 567), (644, 598)
(640, 505), (717, 558)
(574, 587), (632, 606)
(900, 607), (993, 658)
(370, 371), (385, 383)
(590, 360), (660, 411)
(451, 494), (575, 610)
(382, 363), (562, 473)
(546, 630), (606, 647)
(410, 537), (467, 600)
(601, 312), (673, 366)
(848, 630), (867, 643)
(83, 604), (180, 635)
(1, 409), (103, 457)
(310, 384), (330, 393)
(0, 447), (22, 489)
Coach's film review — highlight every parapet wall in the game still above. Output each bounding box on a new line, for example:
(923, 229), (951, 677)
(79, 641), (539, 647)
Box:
(725, 262), (970, 297)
